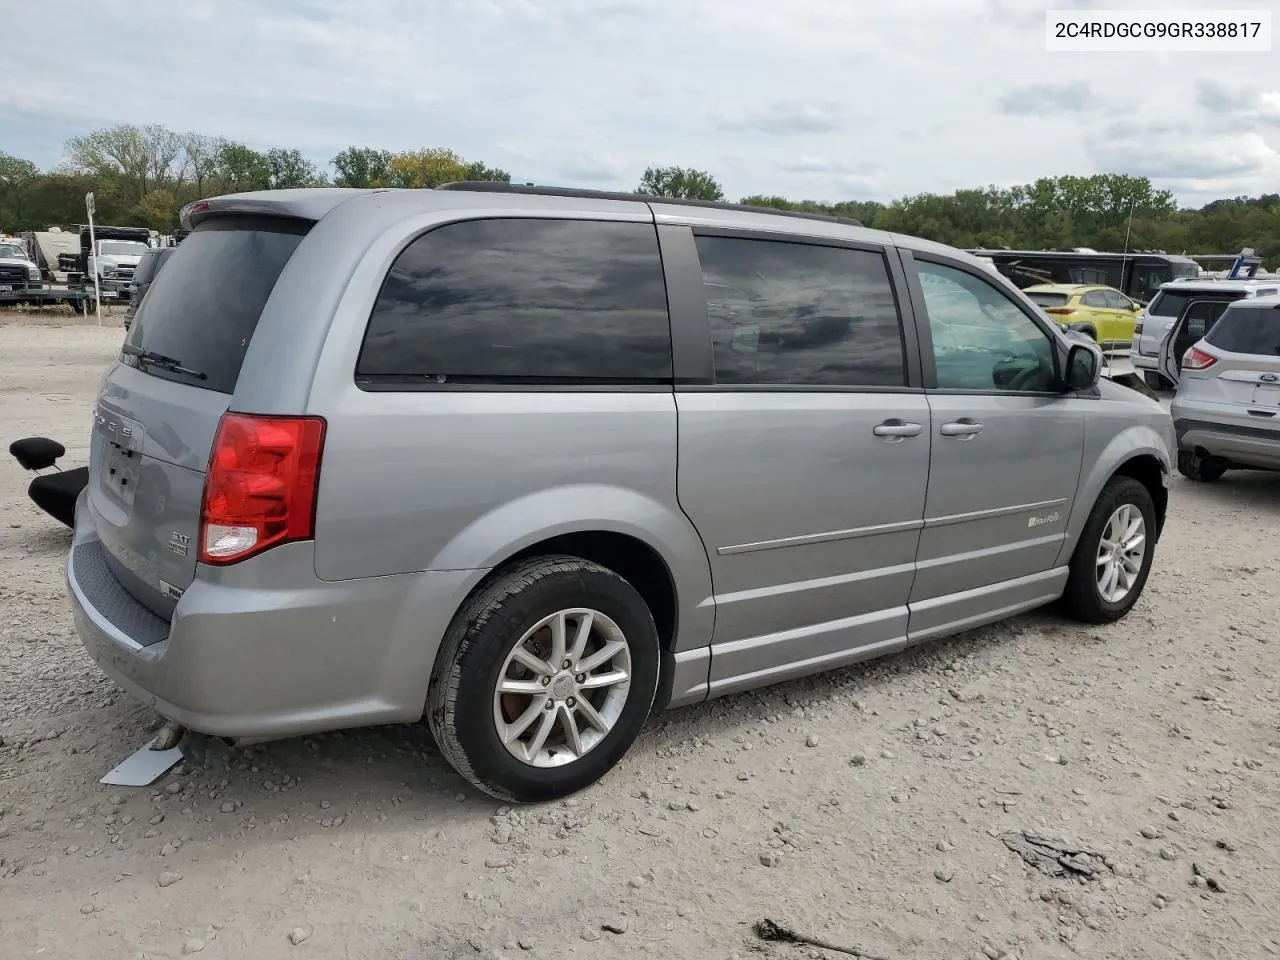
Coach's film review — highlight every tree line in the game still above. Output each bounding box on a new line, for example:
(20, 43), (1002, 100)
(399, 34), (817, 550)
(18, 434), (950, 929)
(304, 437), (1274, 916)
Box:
(1, 124), (1278, 263)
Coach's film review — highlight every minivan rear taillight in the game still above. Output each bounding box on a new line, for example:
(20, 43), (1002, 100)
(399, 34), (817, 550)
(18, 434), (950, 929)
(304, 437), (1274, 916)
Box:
(199, 413), (326, 565)
(1182, 346), (1217, 371)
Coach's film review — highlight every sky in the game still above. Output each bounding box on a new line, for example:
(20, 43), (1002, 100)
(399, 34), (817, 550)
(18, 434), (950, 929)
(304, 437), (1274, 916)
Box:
(2, 0), (1278, 207)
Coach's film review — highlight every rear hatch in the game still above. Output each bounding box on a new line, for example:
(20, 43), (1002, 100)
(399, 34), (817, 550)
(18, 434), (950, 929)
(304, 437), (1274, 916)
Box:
(87, 215), (310, 619)
(1199, 304), (1280, 409)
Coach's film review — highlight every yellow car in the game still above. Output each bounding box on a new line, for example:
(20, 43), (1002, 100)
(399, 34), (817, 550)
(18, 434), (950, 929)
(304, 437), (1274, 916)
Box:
(1023, 284), (1143, 348)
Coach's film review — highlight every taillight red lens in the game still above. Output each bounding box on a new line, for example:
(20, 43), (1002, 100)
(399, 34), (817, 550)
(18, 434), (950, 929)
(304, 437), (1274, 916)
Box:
(1182, 346), (1217, 371)
(1044, 307), (1075, 316)
(199, 413), (326, 565)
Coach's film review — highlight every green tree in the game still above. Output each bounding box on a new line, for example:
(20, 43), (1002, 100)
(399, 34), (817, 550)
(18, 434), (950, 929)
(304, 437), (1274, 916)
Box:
(183, 134), (225, 195)
(265, 148), (325, 188)
(132, 189), (179, 232)
(331, 146), (394, 188)
(64, 124), (151, 200)
(214, 142), (271, 192)
(0, 152), (40, 225)
(637, 166), (724, 201)
(462, 160), (511, 183)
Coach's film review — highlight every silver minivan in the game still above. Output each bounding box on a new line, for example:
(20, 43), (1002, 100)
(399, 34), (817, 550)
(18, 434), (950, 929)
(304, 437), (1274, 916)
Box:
(67, 184), (1174, 801)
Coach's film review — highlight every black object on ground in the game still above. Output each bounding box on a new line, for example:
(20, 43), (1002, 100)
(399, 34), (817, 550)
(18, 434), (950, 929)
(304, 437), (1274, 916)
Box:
(999, 831), (1110, 880)
(9, 436), (87, 529)
(9, 436), (65, 471)
(754, 919), (892, 959)
(29, 467), (88, 528)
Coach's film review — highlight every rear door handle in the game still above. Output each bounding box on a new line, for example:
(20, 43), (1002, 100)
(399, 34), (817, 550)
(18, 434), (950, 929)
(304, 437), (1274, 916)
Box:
(940, 419), (984, 438)
(873, 419), (923, 441)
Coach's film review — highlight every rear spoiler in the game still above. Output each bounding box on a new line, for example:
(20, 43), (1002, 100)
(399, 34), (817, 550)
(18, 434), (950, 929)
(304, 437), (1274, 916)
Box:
(180, 189), (389, 230)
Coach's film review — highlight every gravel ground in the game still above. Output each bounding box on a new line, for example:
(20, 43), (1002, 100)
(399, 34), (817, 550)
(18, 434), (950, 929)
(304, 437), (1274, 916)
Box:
(2, 314), (1279, 960)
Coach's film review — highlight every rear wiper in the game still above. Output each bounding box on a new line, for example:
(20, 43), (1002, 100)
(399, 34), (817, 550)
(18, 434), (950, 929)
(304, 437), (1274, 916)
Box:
(121, 344), (207, 380)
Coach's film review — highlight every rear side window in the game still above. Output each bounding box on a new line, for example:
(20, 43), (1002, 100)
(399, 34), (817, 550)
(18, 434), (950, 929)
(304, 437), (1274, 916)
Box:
(694, 235), (906, 387)
(123, 217), (309, 394)
(357, 219), (671, 385)
(1026, 292), (1070, 308)
(1205, 306), (1280, 355)
(132, 251), (161, 285)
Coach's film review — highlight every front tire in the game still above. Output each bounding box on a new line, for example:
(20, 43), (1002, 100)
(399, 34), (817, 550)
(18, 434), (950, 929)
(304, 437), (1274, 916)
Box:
(427, 556), (660, 803)
(1062, 477), (1156, 624)
(1177, 450), (1227, 482)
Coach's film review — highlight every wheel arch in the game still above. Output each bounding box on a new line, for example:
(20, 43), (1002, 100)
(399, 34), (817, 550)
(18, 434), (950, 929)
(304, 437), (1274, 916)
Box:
(1059, 431), (1171, 567)
(423, 484), (716, 709)
(1111, 453), (1168, 539)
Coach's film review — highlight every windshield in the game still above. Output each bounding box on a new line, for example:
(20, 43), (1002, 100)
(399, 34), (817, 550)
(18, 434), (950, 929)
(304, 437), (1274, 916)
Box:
(1171, 261), (1200, 280)
(0, 244), (26, 259)
(1205, 306), (1280, 355)
(99, 240), (149, 257)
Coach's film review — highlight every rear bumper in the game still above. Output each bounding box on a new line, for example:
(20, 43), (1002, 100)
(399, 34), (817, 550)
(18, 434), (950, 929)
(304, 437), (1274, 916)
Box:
(1173, 405), (1280, 469)
(66, 494), (477, 740)
(1130, 353), (1157, 370)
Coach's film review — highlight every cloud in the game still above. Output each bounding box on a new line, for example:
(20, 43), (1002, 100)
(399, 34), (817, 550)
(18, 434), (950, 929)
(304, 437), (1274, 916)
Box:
(1087, 126), (1280, 186)
(716, 101), (847, 136)
(0, 0), (1276, 205)
(1194, 79), (1280, 128)
(996, 82), (1094, 116)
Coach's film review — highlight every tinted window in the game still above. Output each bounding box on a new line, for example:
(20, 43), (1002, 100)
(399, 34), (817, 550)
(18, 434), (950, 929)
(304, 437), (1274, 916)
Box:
(1132, 265), (1169, 301)
(1069, 266), (1116, 286)
(693, 236), (905, 387)
(1150, 290), (1243, 317)
(1027, 291), (1070, 308)
(1105, 291), (1135, 310)
(1183, 300), (1232, 339)
(1081, 290), (1109, 308)
(357, 219), (671, 384)
(123, 217), (309, 394)
(917, 261), (1055, 392)
(1205, 306), (1280, 355)
(132, 250), (162, 285)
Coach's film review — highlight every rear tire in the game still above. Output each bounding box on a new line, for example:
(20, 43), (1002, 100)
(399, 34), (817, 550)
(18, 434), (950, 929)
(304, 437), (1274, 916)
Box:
(1177, 450), (1227, 482)
(1062, 477), (1156, 624)
(427, 556), (660, 803)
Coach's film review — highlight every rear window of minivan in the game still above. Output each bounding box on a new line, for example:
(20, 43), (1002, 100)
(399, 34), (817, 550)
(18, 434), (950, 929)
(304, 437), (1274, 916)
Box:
(1206, 305), (1280, 355)
(122, 216), (310, 394)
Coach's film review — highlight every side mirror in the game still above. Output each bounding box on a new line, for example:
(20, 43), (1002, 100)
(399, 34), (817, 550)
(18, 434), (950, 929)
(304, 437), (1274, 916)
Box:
(1063, 341), (1102, 391)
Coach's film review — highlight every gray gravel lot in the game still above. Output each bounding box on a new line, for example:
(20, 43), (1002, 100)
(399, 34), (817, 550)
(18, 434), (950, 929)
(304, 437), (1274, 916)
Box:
(2, 314), (1278, 960)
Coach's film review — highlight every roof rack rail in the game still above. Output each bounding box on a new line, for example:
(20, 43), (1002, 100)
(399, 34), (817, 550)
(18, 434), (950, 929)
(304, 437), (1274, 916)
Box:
(436, 181), (863, 229)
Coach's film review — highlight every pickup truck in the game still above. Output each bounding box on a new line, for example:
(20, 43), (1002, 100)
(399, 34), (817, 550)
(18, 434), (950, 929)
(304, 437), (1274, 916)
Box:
(0, 239), (44, 303)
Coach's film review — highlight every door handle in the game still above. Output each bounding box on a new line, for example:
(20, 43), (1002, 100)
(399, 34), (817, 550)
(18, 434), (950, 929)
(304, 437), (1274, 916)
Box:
(873, 419), (923, 441)
(940, 419), (984, 439)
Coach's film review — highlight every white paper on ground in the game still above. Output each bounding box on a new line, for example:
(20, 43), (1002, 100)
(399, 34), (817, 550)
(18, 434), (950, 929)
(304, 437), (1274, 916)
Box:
(100, 743), (184, 787)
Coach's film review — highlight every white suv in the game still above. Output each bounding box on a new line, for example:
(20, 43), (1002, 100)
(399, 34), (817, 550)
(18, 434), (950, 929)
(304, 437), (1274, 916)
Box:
(1161, 295), (1280, 481)
(1133, 278), (1280, 389)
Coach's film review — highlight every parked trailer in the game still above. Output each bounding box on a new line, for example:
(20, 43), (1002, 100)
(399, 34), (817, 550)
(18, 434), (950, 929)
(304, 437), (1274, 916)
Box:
(0, 282), (98, 312)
